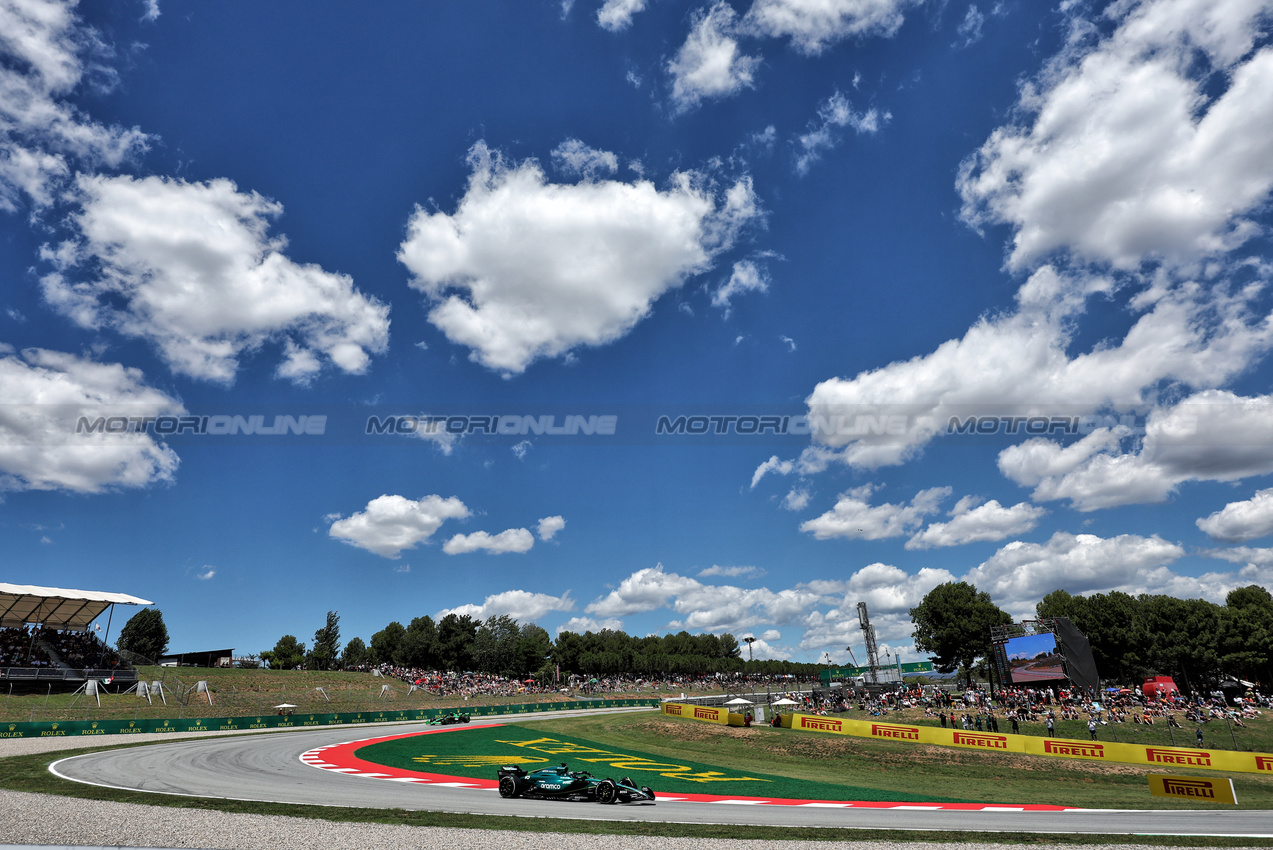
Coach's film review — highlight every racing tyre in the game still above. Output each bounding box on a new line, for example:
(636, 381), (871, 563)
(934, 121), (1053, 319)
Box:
(641, 786), (655, 800)
(498, 776), (519, 798)
(595, 779), (618, 804)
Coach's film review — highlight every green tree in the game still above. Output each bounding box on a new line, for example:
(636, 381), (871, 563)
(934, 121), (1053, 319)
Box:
(399, 616), (439, 668)
(516, 623), (553, 678)
(910, 581), (1011, 687)
(369, 621), (405, 666)
(1222, 585), (1273, 682)
(718, 633), (742, 659)
(1083, 592), (1147, 681)
(307, 610), (341, 671)
(339, 636), (368, 669)
(553, 630), (583, 674)
(261, 635), (306, 670)
(437, 613), (478, 671)
(472, 615), (520, 676)
(1139, 594), (1223, 691)
(115, 608), (169, 662)
(1036, 589), (1088, 622)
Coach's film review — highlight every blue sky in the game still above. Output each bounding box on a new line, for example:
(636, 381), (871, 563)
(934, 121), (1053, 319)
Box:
(4, 0), (1273, 665)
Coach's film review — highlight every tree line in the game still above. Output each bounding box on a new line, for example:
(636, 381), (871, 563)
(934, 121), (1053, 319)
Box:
(910, 581), (1273, 690)
(259, 611), (829, 680)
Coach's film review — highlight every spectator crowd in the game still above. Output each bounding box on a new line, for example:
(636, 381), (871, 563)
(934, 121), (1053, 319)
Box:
(0, 625), (127, 672)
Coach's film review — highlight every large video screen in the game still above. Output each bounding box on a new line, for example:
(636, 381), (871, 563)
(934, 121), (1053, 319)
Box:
(1004, 632), (1066, 684)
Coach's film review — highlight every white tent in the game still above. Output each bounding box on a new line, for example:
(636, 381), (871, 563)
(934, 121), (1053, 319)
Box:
(725, 697), (754, 706)
(771, 698), (799, 706)
(0, 583), (151, 631)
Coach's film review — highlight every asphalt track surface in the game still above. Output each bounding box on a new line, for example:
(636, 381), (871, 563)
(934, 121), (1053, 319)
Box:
(47, 707), (1273, 838)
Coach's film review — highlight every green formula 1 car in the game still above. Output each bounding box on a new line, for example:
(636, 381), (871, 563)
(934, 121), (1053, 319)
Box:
(497, 763), (655, 803)
(425, 711), (471, 725)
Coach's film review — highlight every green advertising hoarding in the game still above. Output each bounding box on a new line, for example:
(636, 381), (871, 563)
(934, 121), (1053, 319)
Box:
(0, 698), (660, 739)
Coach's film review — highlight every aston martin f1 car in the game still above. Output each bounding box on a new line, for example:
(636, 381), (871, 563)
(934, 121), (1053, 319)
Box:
(425, 711), (471, 725)
(497, 763), (655, 803)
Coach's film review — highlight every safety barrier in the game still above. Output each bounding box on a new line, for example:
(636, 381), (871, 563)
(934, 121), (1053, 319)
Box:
(661, 702), (746, 726)
(0, 697), (660, 739)
(776, 712), (1273, 775)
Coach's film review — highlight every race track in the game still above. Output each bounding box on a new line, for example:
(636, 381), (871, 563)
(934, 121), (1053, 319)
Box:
(48, 709), (1273, 838)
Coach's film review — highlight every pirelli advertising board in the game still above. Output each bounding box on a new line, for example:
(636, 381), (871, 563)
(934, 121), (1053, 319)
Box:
(661, 702), (731, 724)
(779, 712), (1273, 775)
(1148, 774), (1238, 804)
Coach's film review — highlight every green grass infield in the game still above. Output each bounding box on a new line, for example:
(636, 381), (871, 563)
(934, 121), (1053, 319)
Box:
(354, 723), (970, 803)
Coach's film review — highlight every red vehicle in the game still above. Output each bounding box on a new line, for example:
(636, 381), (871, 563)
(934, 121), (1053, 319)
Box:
(1143, 676), (1179, 698)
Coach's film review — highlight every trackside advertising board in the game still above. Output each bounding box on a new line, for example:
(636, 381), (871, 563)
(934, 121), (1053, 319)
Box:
(773, 712), (1273, 775)
(0, 698), (660, 738)
(661, 702), (732, 724)
(1148, 774), (1238, 804)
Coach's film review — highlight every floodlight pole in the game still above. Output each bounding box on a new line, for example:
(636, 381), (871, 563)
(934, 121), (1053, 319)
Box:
(743, 636), (756, 662)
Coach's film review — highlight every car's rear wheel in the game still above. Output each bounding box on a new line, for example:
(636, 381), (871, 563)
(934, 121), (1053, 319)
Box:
(498, 776), (518, 798)
(595, 779), (618, 804)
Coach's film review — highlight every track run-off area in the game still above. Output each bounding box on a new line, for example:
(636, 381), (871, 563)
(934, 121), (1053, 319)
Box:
(45, 706), (1273, 838)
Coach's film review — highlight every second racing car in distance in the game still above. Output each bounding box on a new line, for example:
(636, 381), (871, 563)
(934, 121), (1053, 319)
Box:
(497, 763), (655, 803)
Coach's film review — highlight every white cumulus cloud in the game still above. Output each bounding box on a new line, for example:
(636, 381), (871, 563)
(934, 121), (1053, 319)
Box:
(0, 346), (181, 494)
(964, 531), (1189, 613)
(0, 0), (149, 211)
(443, 527), (536, 555)
(1001, 391), (1273, 511)
(1197, 488), (1273, 543)
(558, 616), (624, 634)
(551, 138), (619, 180)
(586, 563), (701, 617)
(742, 0), (922, 55)
(440, 589), (575, 621)
(667, 1), (761, 113)
(537, 515), (566, 540)
(712, 259), (769, 315)
(958, 0), (1273, 272)
(804, 267), (1273, 470)
(328, 494), (470, 559)
(800, 484), (950, 540)
(41, 174), (390, 384)
(398, 141), (759, 374)
(597, 0), (647, 31)
(906, 497), (1046, 549)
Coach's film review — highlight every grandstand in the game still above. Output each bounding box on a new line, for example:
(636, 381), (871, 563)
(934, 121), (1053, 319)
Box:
(0, 583), (151, 690)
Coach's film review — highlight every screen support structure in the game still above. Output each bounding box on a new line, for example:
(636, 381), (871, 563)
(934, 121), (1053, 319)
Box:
(857, 602), (880, 685)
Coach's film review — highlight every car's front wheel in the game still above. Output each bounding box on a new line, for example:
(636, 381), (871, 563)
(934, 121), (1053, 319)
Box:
(595, 779), (618, 804)
(641, 785), (655, 800)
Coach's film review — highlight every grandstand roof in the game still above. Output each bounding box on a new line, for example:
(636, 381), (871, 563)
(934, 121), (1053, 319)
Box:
(0, 583), (152, 631)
